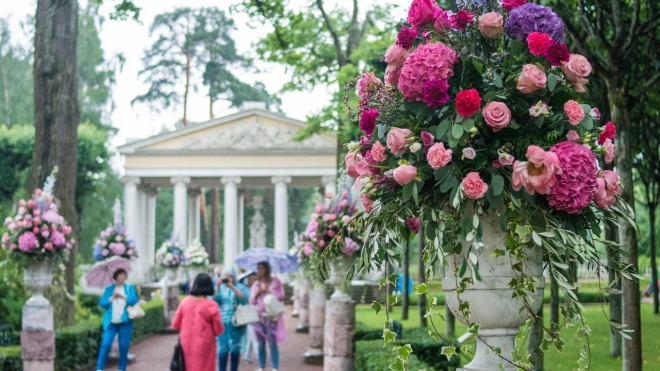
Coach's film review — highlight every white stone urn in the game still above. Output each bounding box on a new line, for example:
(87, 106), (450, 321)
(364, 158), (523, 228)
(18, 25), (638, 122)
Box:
(328, 256), (354, 300)
(164, 266), (179, 282)
(442, 214), (545, 371)
(23, 259), (53, 306)
(187, 265), (206, 279)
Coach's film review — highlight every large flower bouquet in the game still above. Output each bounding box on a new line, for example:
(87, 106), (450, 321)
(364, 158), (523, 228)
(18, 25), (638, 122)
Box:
(184, 239), (209, 268)
(336, 0), (635, 368)
(1, 170), (73, 264)
(93, 222), (137, 261)
(156, 238), (185, 268)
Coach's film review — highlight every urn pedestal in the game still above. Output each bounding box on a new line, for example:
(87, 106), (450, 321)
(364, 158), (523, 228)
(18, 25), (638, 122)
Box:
(22, 260), (55, 371)
(443, 214), (545, 371)
(296, 278), (310, 333)
(303, 286), (326, 365)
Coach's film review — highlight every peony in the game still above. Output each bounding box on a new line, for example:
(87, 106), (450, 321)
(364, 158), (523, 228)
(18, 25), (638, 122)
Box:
(406, 217), (421, 234)
(564, 100), (585, 126)
(566, 130), (580, 142)
(341, 237), (360, 256)
(517, 64), (547, 94)
(502, 0), (527, 11)
(562, 54), (591, 93)
(461, 172), (488, 200)
(427, 142), (453, 169)
(433, 8), (452, 34)
(423, 79), (450, 108)
(407, 0), (436, 28)
(511, 145), (562, 195)
(547, 141), (599, 214)
(603, 138), (615, 164)
(384, 65), (401, 85)
(359, 108), (379, 135)
(18, 232), (38, 252)
(451, 10), (475, 30)
(478, 12), (504, 38)
(598, 122), (616, 145)
(398, 42), (458, 102)
(393, 165), (417, 185)
(462, 147), (477, 159)
(383, 44), (411, 68)
(357, 72), (382, 97)
(370, 141), (387, 162)
(396, 27), (418, 49)
(360, 194), (374, 213)
(594, 171), (619, 208)
(483, 101), (512, 132)
(526, 32), (551, 55)
(50, 230), (66, 247)
(421, 131), (434, 147)
(543, 40), (570, 66)
(455, 89), (481, 117)
(386, 128), (413, 155)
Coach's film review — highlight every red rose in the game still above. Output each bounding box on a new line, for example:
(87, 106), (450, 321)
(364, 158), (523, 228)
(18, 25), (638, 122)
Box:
(598, 122), (616, 145)
(407, 0), (436, 28)
(455, 89), (482, 117)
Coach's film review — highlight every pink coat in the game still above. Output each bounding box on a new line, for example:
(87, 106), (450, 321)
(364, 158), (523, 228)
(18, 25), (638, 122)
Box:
(172, 296), (224, 371)
(250, 277), (287, 343)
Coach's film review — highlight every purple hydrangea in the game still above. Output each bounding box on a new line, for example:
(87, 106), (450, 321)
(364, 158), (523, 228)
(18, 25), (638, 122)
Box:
(505, 3), (565, 43)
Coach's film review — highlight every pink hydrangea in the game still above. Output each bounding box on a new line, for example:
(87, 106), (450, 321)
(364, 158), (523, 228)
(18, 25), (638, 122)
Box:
(18, 231), (38, 252)
(50, 230), (66, 247)
(341, 237), (360, 256)
(426, 142), (453, 169)
(383, 44), (411, 68)
(109, 242), (126, 256)
(564, 100), (585, 126)
(461, 172), (489, 200)
(398, 43), (458, 102)
(385, 65), (401, 86)
(360, 194), (374, 212)
(303, 242), (314, 257)
(547, 141), (598, 214)
(511, 145), (562, 195)
(594, 170), (619, 209)
(370, 141), (387, 163)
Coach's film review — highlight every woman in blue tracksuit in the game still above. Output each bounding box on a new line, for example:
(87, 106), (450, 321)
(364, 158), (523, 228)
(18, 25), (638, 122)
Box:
(214, 266), (250, 371)
(95, 268), (138, 371)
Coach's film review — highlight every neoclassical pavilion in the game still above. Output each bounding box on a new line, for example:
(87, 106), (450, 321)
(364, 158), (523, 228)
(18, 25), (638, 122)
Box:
(118, 105), (338, 281)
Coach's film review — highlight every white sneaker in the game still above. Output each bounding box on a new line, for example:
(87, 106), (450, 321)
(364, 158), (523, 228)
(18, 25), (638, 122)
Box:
(256, 369), (264, 371)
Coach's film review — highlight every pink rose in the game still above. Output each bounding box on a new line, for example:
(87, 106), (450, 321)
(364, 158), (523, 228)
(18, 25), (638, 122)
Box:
(603, 138), (614, 164)
(32, 208), (39, 216)
(44, 242), (53, 251)
(594, 170), (619, 208)
(383, 44), (411, 69)
(483, 101), (511, 132)
(462, 147), (476, 159)
(386, 128), (413, 155)
(433, 8), (452, 34)
(566, 130), (580, 142)
(511, 146), (562, 195)
(517, 64), (547, 94)
(357, 72), (382, 97)
(421, 131), (434, 147)
(345, 152), (363, 178)
(360, 194), (374, 212)
(564, 100), (585, 126)
(27, 199), (34, 208)
(407, 0), (436, 28)
(370, 141), (387, 162)
(393, 165), (417, 185)
(478, 12), (504, 38)
(384, 65), (401, 86)
(461, 172), (488, 200)
(562, 54), (591, 93)
(426, 142), (453, 169)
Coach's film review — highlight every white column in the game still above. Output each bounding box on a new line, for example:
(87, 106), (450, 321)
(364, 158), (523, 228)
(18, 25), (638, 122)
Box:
(123, 177), (141, 281)
(271, 176), (291, 252)
(321, 175), (337, 198)
(194, 193), (201, 243)
(238, 192), (245, 254)
(145, 187), (157, 270)
(136, 187), (147, 280)
(170, 177), (191, 246)
(222, 177), (241, 265)
(187, 189), (201, 245)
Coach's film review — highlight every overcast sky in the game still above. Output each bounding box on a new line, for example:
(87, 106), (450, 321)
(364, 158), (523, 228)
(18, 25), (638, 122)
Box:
(0, 0), (408, 148)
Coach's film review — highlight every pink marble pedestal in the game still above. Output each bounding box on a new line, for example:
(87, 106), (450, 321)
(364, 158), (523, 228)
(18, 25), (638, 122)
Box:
(22, 302), (54, 371)
(163, 284), (180, 327)
(303, 287), (326, 365)
(323, 299), (355, 371)
(296, 280), (310, 333)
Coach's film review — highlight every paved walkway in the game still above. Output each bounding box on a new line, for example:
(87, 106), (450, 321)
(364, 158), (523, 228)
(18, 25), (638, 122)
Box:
(91, 306), (323, 371)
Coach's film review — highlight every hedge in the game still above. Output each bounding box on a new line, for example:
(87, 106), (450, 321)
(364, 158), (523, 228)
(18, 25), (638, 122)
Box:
(0, 299), (164, 371)
(355, 340), (438, 371)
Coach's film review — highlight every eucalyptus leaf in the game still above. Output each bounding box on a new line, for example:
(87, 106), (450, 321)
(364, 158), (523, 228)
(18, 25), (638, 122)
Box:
(491, 175), (504, 196)
(437, 120), (451, 139)
(548, 74), (557, 92)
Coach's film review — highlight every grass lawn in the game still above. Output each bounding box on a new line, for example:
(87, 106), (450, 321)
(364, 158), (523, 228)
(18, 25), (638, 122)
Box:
(356, 303), (660, 370)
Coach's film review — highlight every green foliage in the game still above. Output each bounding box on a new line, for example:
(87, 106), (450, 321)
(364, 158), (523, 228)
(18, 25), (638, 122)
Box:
(131, 299), (166, 343)
(0, 259), (27, 330)
(0, 19), (33, 128)
(355, 339), (438, 371)
(0, 346), (21, 370)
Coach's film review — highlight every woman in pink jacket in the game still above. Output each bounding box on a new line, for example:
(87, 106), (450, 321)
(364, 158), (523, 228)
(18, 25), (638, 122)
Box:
(172, 273), (224, 371)
(250, 261), (286, 371)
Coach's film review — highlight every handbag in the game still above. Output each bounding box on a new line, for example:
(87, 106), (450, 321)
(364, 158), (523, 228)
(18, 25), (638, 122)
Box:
(127, 304), (145, 319)
(169, 338), (185, 371)
(263, 294), (285, 322)
(232, 304), (260, 327)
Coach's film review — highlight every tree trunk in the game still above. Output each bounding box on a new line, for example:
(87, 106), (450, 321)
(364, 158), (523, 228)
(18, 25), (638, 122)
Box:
(209, 96), (214, 119)
(650, 205), (659, 314)
(418, 224), (427, 328)
(385, 261), (392, 313)
(610, 91), (642, 370)
(550, 274), (559, 326)
(528, 306), (544, 371)
(402, 239), (409, 320)
(606, 222), (622, 357)
(182, 49), (191, 126)
(31, 0), (80, 327)
(210, 188), (219, 263)
(445, 305), (455, 338)
(199, 190), (210, 255)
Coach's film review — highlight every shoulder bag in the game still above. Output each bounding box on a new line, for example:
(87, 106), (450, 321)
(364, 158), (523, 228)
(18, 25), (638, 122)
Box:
(127, 304), (145, 319)
(233, 303), (260, 326)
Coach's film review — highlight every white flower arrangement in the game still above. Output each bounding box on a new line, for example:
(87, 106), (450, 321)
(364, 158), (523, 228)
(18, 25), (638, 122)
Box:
(156, 238), (184, 267)
(184, 239), (209, 267)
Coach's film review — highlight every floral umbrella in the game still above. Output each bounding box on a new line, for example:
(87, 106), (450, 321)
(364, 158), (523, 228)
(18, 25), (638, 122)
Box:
(80, 256), (133, 295)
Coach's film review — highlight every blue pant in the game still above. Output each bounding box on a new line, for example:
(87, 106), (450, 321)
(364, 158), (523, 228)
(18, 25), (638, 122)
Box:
(96, 322), (133, 370)
(257, 331), (279, 369)
(218, 351), (240, 371)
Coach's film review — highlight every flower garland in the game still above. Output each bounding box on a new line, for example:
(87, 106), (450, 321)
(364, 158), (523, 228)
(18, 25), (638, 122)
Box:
(93, 222), (137, 261)
(184, 239), (209, 267)
(1, 169), (73, 264)
(156, 238), (185, 268)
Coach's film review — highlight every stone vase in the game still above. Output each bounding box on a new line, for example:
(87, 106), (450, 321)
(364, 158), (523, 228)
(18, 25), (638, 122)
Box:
(164, 266), (179, 282)
(442, 213), (545, 371)
(296, 278), (310, 332)
(328, 256), (353, 300)
(23, 260), (53, 307)
(187, 265), (206, 279)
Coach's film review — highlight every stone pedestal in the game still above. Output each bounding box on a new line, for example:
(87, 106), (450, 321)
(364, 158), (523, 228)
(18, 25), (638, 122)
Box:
(164, 284), (180, 326)
(292, 281), (300, 318)
(22, 261), (54, 371)
(323, 299), (355, 371)
(296, 280), (310, 333)
(303, 287), (326, 364)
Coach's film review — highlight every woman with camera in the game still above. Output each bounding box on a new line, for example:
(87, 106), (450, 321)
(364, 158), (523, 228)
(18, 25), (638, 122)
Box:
(214, 266), (251, 371)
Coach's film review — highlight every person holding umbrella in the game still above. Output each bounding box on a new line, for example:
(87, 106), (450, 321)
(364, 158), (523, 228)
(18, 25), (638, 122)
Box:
(250, 261), (286, 371)
(95, 268), (138, 371)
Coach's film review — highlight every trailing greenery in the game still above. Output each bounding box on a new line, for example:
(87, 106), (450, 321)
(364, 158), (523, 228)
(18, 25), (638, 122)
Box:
(355, 339), (439, 371)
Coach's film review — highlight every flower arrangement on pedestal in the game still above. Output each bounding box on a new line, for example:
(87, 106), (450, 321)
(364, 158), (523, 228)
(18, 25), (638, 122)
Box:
(2, 169), (73, 264)
(184, 239), (209, 271)
(92, 222), (136, 261)
(156, 238), (185, 268)
(333, 0), (636, 369)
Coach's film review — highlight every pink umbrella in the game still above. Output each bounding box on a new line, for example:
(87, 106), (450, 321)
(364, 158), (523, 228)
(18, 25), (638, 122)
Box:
(81, 256), (133, 294)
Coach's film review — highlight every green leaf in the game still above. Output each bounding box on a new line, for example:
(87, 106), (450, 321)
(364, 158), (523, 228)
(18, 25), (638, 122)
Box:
(436, 120), (451, 139)
(371, 301), (382, 315)
(493, 73), (503, 88)
(531, 231), (542, 246)
(412, 181), (419, 205)
(441, 346), (458, 361)
(452, 124), (464, 139)
(383, 328), (397, 346)
(491, 175), (504, 196)
(462, 118), (475, 132)
(483, 91), (498, 102)
(533, 115), (544, 128)
(397, 344), (413, 360)
(459, 258), (468, 276)
(402, 182), (413, 201)
(548, 74), (557, 92)
(581, 116), (594, 130)
(414, 283), (428, 294)
(471, 58), (484, 74)
(440, 175), (458, 193)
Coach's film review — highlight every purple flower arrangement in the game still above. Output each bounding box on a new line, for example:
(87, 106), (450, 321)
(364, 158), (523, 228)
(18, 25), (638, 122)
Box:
(156, 238), (185, 267)
(93, 221), (137, 261)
